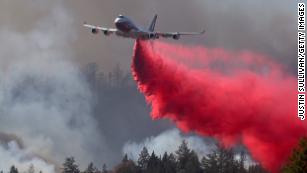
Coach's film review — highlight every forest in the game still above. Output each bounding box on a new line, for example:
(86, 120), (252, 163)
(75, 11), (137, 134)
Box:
(5, 137), (307, 173)
(5, 140), (269, 173)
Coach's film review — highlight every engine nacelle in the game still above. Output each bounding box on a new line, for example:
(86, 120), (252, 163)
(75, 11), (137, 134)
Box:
(148, 33), (159, 39)
(91, 28), (99, 34)
(103, 30), (111, 36)
(149, 33), (155, 39)
(172, 34), (180, 40)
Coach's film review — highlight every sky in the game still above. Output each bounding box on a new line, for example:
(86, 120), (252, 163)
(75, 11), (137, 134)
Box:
(0, 0), (297, 172)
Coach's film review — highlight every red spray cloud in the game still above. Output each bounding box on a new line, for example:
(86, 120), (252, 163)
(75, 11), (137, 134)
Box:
(132, 40), (307, 173)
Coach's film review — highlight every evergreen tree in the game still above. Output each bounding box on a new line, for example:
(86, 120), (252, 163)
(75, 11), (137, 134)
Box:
(282, 137), (307, 173)
(146, 151), (162, 173)
(114, 160), (139, 173)
(83, 62), (98, 88)
(9, 166), (18, 173)
(113, 63), (123, 87)
(62, 157), (80, 173)
(247, 164), (268, 173)
(175, 140), (202, 173)
(176, 140), (191, 172)
(102, 164), (108, 173)
(201, 152), (219, 173)
(161, 152), (176, 173)
(122, 154), (129, 163)
(201, 146), (243, 173)
(137, 147), (150, 171)
(84, 162), (96, 173)
(185, 151), (202, 173)
(219, 147), (236, 173)
(97, 72), (107, 88)
(238, 151), (247, 173)
(28, 164), (35, 173)
(108, 72), (113, 86)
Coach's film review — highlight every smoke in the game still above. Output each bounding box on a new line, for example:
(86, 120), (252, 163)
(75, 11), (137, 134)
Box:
(132, 40), (306, 173)
(123, 128), (216, 160)
(0, 0), (299, 171)
(0, 132), (24, 148)
(0, 1), (110, 170)
(0, 141), (55, 173)
(0, 132), (55, 173)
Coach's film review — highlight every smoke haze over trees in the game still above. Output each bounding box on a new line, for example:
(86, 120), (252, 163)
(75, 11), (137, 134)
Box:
(0, 0), (299, 172)
(1, 140), (269, 173)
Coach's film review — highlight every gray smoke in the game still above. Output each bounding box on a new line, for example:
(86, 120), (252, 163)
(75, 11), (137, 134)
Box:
(123, 129), (216, 161)
(0, 132), (24, 148)
(0, 141), (55, 173)
(0, 1), (109, 171)
(0, 132), (55, 173)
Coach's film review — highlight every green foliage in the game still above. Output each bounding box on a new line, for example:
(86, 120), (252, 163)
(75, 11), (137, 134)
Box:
(282, 137), (307, 173)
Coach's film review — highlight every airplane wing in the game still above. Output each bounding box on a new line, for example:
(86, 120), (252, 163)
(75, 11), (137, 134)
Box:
(83, 23), (117, 35)
(156, 30), (205, 39)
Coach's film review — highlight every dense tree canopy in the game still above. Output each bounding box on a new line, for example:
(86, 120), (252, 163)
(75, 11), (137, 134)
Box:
(2, 140), (270, 173)
(282, 137), (307, 173)
(137, 147), (150, 171)
(62, 157), (80, 173)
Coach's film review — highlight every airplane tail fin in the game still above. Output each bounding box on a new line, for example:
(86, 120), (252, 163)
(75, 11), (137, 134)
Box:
(148, 14), (157, 32)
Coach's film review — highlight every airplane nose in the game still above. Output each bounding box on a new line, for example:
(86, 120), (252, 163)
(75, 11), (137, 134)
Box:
(114, 17), (121, 24)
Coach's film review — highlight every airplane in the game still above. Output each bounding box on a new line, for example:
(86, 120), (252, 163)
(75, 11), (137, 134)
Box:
(83, 14), (205, 40)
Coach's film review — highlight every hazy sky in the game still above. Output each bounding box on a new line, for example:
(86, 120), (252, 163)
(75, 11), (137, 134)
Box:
(0, 0), (296, 72)
(67, 0), (296, 73)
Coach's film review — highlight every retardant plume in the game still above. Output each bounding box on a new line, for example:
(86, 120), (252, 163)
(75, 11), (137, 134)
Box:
(131, 40), (306, 173)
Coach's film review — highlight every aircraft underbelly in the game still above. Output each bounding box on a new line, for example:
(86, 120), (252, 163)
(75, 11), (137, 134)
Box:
(116, 31), (136, 39)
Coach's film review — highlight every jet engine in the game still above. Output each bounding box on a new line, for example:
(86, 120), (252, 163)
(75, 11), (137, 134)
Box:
(149, 33), (155, 39)
(149, 33), (159, 39)
(103, 30), (111, 36)
(91, 28), (99, 34)
(172, 34), (180, 40)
